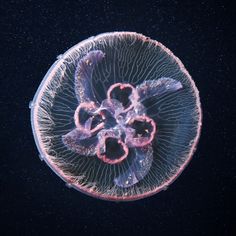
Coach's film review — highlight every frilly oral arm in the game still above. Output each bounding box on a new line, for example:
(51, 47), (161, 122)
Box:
(114, 145), (153, 188)
(62, 128), (98, 156)
(74, 50), (105, 104)
(136, 77), (183, 101)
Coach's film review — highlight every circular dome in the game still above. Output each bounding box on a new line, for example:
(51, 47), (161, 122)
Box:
(30, 32), (202, 201)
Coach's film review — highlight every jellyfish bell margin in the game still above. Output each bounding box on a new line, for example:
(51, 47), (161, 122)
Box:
(30, 32), (202, 201)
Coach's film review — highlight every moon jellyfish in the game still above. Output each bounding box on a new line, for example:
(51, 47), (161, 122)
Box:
(30, 32), (202, 201)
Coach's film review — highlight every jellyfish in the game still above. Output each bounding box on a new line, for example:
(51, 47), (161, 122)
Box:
(30, 32), (202, 201)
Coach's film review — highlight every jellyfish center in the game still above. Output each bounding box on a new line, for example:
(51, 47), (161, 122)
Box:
(69, 81), (158, 165)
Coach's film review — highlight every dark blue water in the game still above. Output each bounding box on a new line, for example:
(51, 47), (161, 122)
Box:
(1, 0), (234, 235)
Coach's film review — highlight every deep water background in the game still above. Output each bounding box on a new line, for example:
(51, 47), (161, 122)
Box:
(1, 0), (235, 235)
